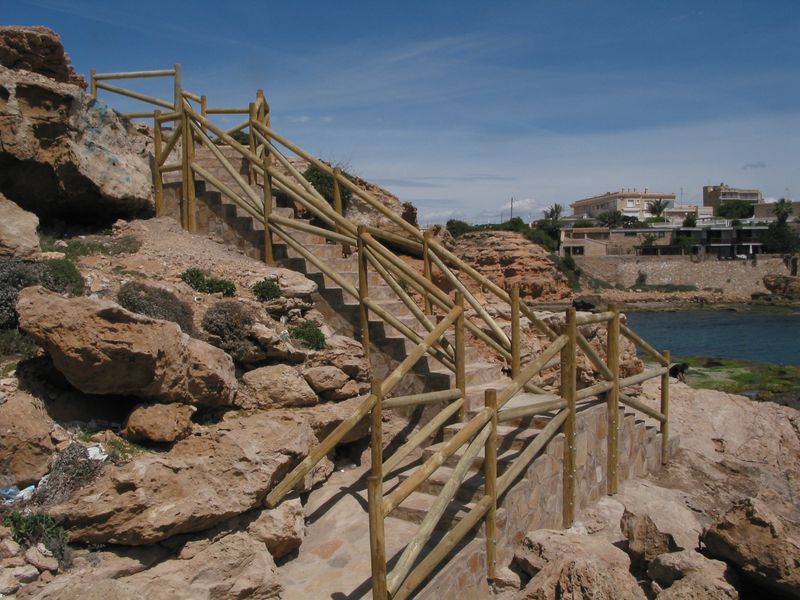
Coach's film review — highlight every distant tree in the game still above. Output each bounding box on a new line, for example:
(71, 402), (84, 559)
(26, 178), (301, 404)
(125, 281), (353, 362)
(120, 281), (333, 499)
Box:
(446, 219), (475, 238)
(762, 199), (800, 253)
(596, 210), (625, 228)
(572, 219), (596, 228)
(641, 233), (657, 248)
(647, 199), (669, 219)
(683, 213), (697, 227)
(538, 204), (564, 245)
(542, 203), (563, 223)
(718, 200), (754, 219)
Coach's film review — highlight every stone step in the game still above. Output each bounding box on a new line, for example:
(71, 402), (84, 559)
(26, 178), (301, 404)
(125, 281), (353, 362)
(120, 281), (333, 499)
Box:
(421, 441), (523, 472)
(399, 464), (490, 504)
(429, 361), (505, 388)
(390, 491), (475, 530)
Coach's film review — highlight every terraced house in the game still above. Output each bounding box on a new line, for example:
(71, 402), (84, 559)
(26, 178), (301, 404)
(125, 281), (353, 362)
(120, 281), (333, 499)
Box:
(570, 189), (677, 221)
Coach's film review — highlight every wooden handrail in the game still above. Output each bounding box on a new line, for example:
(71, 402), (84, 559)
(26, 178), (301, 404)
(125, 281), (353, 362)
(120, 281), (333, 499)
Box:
(95, 81), (174, 109)
(94, 68), (176, 80)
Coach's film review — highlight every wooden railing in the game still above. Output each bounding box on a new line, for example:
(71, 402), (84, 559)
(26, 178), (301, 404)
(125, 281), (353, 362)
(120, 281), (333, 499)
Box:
(94, 66), (671, 599)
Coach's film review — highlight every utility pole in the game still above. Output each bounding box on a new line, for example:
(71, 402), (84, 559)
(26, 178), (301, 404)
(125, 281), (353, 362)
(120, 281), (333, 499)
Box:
(510, 197), (514, 221)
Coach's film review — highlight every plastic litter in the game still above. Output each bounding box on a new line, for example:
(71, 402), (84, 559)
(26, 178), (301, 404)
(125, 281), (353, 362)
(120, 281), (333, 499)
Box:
(0, 485), (20, 501)
(86, 443), (108, 461)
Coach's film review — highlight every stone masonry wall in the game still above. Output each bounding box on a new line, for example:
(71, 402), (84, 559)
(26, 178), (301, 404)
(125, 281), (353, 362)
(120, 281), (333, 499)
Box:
(419, 401), (673, 599)
(576, 254), (789, 295)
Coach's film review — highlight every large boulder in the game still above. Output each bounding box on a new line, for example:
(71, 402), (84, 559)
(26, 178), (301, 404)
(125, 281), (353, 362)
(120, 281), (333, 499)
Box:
(241, 364), (317, 409)
(30, 532), (282, 600)
(17, 287), (237, 407)
(0, 192), (39, 257)
(702, 498), (800, 598)
(0, 26), (85, 87)
(46, 412), (316, 545)
(513, 529), (646, 600)
(121, 403), (195, 444)
(0, 64), (152, 223)
(648, 550), (738, 599)
(0, 390), (56, 487)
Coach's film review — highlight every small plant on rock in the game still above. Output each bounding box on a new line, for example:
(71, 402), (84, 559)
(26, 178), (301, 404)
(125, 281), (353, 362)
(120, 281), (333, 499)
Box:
(180, 268), (236, 297)
(252, 278), (281, 302)
(201, 300), (255, 362)
(3, 511), (69, 564)
(0, 328), (38, 360)
(289, 320), (325, 350)
(117, 281), (195, 334)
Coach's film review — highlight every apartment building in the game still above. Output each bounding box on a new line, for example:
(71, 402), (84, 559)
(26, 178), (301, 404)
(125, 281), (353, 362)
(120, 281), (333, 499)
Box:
(702, 183), (763, 215)
(570, 189), (676, 221)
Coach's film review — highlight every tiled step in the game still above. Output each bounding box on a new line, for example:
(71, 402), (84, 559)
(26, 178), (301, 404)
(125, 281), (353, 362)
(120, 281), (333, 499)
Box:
(389, 491), (475, 530)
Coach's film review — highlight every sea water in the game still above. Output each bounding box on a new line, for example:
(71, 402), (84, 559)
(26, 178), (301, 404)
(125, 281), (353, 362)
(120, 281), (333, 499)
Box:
(625, 309), (800, 365)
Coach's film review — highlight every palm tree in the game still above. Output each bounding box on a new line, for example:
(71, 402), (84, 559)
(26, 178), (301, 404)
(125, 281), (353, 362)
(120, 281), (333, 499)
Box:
(596, 210), (624, 228)
(543, 203), (563, 223)
(647, 198), (669, 219)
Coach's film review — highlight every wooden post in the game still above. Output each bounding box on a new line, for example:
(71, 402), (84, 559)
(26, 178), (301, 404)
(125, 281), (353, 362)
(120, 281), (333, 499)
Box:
(484, 388), (498, 581)
(333, 167), (351, 256)
(455, 292), (466, 422)
(262, 160), (274, 265)
(200, 95), (207, 137)
(90, 69), (97, 99)
(606, 304), (620, 495)
(511, 284), (521, 379)
(248, 102), (257, 185)
(180, 107), (196, 233)
(153, 111), (163, 217)
(173, 63), (181, 111)
(358, 226), (371, 361)
(561, 307), (577, 528)
(661, 350), (670, 465)
(368, 379), (388, 600)
(423, 231), (433, 316)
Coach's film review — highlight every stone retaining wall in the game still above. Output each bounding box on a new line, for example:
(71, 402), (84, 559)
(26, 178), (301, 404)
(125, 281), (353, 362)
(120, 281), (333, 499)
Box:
(576, 254), (789, 295)
(419, 401), (675, 599)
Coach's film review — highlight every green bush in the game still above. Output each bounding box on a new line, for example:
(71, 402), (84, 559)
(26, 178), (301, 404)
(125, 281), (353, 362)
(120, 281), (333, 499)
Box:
(201, 301), (255, 362)
(3, 512), (69, 564)
(0, 257), (85, 328)
(718, 200), (754, 219)
(0, 328), (38, 359)
(180, 268), (236, 297)
(252, 278), (281, 302)
(40, 234), (141, 260)
(117, 281), (195, 333)
(550, 254), (582, 291)
(303, 163), (353, 212)
(634, 271), (648, 287)
(289, 320), (326, 350)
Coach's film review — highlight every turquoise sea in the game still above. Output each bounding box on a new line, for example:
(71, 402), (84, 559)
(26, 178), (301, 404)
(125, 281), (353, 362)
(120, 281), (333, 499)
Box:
(625, 309), (800, 365)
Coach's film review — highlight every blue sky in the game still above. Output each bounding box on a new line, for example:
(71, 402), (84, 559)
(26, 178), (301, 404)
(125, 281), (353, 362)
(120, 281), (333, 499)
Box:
(7, 1), (800, 224)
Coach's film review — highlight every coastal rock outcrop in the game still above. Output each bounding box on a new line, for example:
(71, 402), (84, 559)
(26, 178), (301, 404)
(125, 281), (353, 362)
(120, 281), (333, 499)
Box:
(0, 63), (152, 223)
(763, 273), (800, 300)
(453, 231), (572, 303)
(30, 532), (283, 600)
(0, 192), (40, 257)
(0, 26), (85, 87)
(513, 529), (645, 600)
(702, 498), (800, 598)
(0, 389), (56, 486)
(45, 412), (317, 545)
(17, 286), (237, 407)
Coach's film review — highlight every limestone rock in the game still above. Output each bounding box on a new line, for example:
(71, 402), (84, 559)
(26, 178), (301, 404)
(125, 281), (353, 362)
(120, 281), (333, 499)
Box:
(247, 498), (304, 558)
(0, 390), (55, 487)
(0, 26), (85, 87)
(306, 334), (371, 381)
(763, 274), (800, 300)
(241, 364), (317, 408)
(617, 480), (702, 566)
(0, 572), (20, 596)
(0, 65), (152, 223)
(289, 395), (370, 444)
(121, 403), (195, 444)
(12, 563), (39, 583)
(513, 530), (645, 600)
(648, 550), (738, 598)
(702, 498), (800, 598)
(46, 412), (316, 545)
(30, 532), (282, 600)
(0, 192), (39, 257)
(0, 539), (22, 558)
(302, 365), (348, 393)
(453, 231), (573, 303)
(17, 287), (237, 407)
(24, 545), (58, 572)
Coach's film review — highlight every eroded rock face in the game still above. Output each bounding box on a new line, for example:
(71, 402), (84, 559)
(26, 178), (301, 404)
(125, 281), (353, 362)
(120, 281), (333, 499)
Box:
(17, 287), (237, 407)
(241, 364), (317, 409)
(0, 390), (56, 487)
(0, 26), (85, 87)
(121, 403), (195, 444)
(246, 499), (305, 559)
(302, 365), (349, 393)
(648, 550), (739, 599)
(0, 65), (152, 223)
(0, 192), (40, 257)
(513, 529), (645, 600)
(453, 231), (572, 303)
(31, 532), (282, 600)
(763, 274), (800, 300)
(46, 412), (316, 545)
(702, 498), (800, 598)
